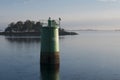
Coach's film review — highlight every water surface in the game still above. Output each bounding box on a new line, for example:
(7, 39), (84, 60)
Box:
(0, 31), (120, 80)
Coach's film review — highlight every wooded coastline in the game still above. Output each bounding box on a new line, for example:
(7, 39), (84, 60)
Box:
(0, 20), (78, 36)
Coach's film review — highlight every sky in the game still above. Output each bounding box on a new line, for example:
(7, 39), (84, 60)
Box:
(1, 0), (120, 30)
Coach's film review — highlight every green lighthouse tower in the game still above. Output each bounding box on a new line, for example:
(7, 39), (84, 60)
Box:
(40, 18), (60, 65)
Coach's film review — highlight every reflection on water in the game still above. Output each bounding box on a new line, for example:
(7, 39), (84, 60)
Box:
(5, 36), (40, 43)
(5, 36), (65, 43)
(40, 64), (59, 80)
(2, 31), (120, 80)
(4, 36), (60, 80)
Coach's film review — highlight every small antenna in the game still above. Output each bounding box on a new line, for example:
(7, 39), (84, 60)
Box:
(59, 18), (61, 29)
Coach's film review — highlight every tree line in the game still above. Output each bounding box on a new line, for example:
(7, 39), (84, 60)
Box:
(4, 20), (67, 33)
(4, 20), (77, 35)
(5, 20), (42, 32)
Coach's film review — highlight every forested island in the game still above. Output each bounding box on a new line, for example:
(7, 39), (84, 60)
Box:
(0, 20), (77, 36)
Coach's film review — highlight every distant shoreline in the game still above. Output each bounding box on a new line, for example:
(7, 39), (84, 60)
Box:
(69, 29), (120, 31)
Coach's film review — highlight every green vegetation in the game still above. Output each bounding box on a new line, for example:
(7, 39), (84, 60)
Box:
(3, 20), (78, 36)
(5, 20), (42, 33)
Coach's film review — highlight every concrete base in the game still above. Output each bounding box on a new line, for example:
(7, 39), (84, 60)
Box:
(40, 52), (59, 65)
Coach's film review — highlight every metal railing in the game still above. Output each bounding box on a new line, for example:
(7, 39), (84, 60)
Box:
(39, 18), (61, 27)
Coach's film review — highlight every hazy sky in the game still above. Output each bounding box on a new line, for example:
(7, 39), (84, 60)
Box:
(1, 0), (120, 30)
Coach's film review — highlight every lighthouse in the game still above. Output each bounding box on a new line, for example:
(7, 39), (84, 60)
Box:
(40, 18), (60, 65)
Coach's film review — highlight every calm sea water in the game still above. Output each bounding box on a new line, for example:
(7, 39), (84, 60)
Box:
(1, 31), (120, 80)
